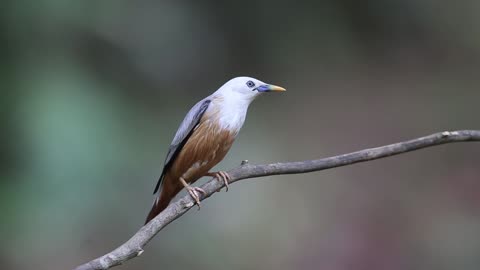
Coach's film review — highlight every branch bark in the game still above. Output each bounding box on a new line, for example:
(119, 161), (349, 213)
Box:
(74, 130), (480, 270)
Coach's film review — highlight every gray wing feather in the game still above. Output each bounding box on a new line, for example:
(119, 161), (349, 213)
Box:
(153, 98), (211, 194)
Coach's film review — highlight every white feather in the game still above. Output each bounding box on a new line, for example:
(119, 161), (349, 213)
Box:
(208, 76), (266, 132)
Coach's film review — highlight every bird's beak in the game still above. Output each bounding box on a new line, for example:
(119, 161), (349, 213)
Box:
(267, 84), (286, 92)
(256, 84), (286, 92)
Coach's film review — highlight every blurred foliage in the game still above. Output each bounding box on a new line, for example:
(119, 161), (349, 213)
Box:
(1, 1), (480, 269)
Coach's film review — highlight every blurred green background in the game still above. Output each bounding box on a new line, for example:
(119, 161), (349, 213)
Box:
(2, 1), (480, 269)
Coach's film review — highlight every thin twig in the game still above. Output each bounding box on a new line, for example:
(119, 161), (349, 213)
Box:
(74, 130), (480, 270)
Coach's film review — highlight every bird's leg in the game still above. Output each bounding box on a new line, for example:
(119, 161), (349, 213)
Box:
(206, 171), (231, 192)
(179, 177), (206, 209)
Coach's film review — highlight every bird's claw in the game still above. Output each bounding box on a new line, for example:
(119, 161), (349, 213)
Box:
(209, 171), (231, 192)
(186, 186), (206, 210)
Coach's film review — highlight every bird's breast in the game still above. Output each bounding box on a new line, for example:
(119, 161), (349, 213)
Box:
(168, 109), (238, 182)
(208, 95), (249, 134)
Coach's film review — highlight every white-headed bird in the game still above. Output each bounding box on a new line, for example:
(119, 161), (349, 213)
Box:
(145, 77), (286, 224)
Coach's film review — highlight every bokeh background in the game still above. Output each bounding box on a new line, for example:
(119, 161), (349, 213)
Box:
(2, 1), (480, 269)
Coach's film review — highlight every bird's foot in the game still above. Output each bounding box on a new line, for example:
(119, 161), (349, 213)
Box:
(185, 186), (206, 210)
(207, 171), (231, 192)
(179, 177), (206, 210)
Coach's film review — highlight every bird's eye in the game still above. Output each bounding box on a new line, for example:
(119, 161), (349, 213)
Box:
(246, 80), (255, 88)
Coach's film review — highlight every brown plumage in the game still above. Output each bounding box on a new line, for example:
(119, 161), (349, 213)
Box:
(145, 108), (236, 223)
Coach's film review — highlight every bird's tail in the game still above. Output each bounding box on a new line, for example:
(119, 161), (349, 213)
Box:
(145, 182), (177, 224)
(145, 194), (171, 224)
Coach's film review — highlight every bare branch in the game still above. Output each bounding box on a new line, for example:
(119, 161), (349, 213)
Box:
(74, 130), (480, 270)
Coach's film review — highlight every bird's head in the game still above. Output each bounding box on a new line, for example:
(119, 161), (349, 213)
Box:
(215, 76), (286, 102)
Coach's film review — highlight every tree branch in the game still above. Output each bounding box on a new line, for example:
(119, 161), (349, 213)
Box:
(74, 130), (480, 270)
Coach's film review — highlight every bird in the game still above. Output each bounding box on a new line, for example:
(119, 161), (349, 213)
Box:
(145, 76), (286, 224)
